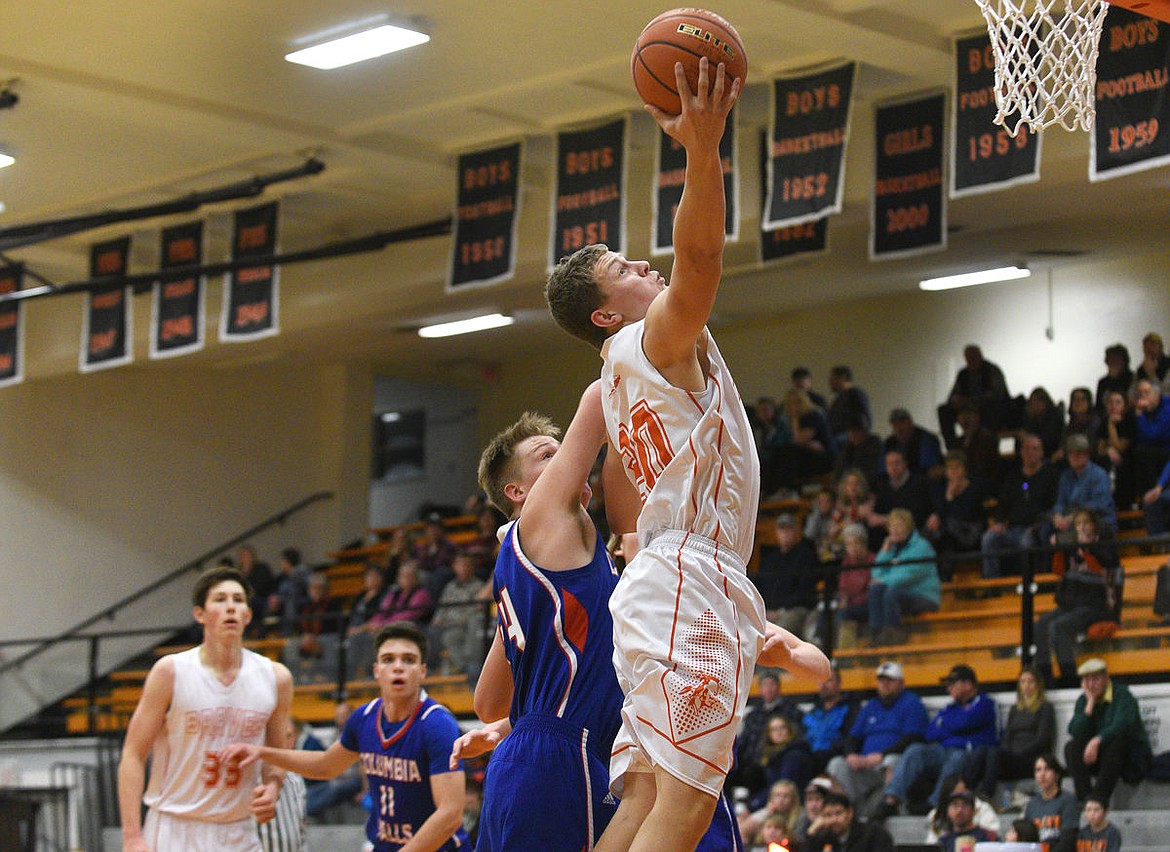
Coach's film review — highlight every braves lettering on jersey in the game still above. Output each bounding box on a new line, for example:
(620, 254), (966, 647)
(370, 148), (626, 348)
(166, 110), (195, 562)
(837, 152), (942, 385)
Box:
(143, 647), (275, 822)
(340, 694), (468, 852)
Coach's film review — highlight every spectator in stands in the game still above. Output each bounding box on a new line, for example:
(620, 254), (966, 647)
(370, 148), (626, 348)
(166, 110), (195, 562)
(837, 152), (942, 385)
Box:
(1020, 386), (1066, 460)
(792, 365), (828, 410)
(738, 779), (801, 850)
(344, 562), (387, 678)
(884, 407), (944, 481)
(807, 789), (895, 852)
(1044, 434), (1118, 543)
(379, 526), (414, 587)
(964, 664), (1055, 807)
(463, 506), (503, 581)
(753, 715), (814, 808)
(830, 469), (875, 548)
(982, 433), (1060, 578)
(827, 365), (872, 444)
(430, 551), (491, 680)
(868, 508), (940, 646)
(238, 544), (275, 636)
(282, 571), (343, 683)
(1024, 753), (1079, 852)
(1133, 377), (1170, 494)
(923, 450), (986, 579)
(1141, 458), (1170, 536)
(1053, 387), (1100, 464)
(867, 450), (933, 547)
(371, 558), (434, 625)
(803, 668), (856, 777)
(1036, 510), (1121, 686)
(833, 415), (883, 487)
(754, 395), (793, 496)
(937, 789), (996, 852)
(874, 664), (997, 818)
(1133, 331), (1170, 389)
(826, 661), (928, 818)
(1065, 658), (1152, 806)
(938, 345), (1012, 448)
(955, 404), (1003, 489)
(792, 776), (841, 849)
(755, 513), (821, 639)
(770, 388), (837, 496)
(924, 774), (1000, 845)
(1078, 796), (1123, 852)
(831, 523), (873, 648)
(805, 487), (839, 561)
(736, 672), (805, 786)
(1095, 343), (1133, 412)
(270, 546), (312, 636)
(1095, 389), (1138, 511)
(415, 512), (458, 599)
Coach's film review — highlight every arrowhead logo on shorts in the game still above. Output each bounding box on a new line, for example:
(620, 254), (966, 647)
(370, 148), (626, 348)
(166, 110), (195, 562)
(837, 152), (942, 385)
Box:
(665, 609), (737, 740)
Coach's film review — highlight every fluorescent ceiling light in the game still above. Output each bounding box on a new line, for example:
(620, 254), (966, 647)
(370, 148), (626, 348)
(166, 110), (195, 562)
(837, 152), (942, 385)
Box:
(418, 313), (513, 339)
(285, 24), (429, 70)
(919, 265), (1031, 291)
(0, 153), (14, 169)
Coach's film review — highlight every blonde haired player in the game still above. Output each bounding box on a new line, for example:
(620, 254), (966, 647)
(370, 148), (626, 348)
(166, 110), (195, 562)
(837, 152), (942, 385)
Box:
(546, 57), (830, 852)
(118, 566), (293, 852)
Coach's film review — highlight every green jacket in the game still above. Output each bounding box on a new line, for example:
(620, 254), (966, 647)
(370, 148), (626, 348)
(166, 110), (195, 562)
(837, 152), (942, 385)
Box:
(1067, 680), (1150, 749)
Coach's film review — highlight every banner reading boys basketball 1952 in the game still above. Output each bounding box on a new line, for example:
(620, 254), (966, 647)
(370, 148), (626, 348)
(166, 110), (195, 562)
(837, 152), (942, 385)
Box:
(758, 129), (828, 262)
(763, 62), (855, 230)
(222, 201), (279, 341)
(872, 93), (947, 260)
(0, 264), (24, 387)
(82, 236), (133, 373)
(551, 118), (626, 268)
(151, 221), (205, 359)
(654, 110), (737, 255)
(1091, 6), (1170, 181)
(449, 142), (522, 289)
(952, 31), (1041, 197)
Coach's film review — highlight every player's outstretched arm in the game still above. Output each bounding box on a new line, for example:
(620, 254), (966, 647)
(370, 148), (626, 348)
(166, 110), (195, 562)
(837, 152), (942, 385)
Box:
(118, 656), (175, 852)
(473, 629), (513, 723)
(758, 621), (831, 682)
(220, 738), (358, 782)
(449, 717), (512, 769)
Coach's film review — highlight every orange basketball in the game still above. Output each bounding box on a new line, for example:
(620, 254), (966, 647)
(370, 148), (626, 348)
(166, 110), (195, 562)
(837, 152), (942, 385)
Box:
(631, 8), (747, 115)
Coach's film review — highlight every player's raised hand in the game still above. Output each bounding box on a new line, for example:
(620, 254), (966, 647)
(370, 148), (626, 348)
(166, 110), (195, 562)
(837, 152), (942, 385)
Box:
(645, 57), (740, 147)
(449, 719), (510, 769)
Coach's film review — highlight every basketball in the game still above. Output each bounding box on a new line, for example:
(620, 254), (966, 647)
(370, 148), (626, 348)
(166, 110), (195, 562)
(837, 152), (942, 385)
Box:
(631, 8), (747, 115)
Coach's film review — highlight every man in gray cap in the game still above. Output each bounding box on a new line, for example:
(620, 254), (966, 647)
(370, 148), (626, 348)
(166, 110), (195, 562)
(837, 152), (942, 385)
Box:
(883, 408), (944, 481)
(1064, 658), (1152, 804)
(753, 513), (821, 639)
(1043, 434), (1117, 541)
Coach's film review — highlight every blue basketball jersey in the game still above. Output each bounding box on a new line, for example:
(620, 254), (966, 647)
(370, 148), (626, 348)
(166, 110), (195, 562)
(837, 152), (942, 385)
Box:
(340, 693), (469, 852)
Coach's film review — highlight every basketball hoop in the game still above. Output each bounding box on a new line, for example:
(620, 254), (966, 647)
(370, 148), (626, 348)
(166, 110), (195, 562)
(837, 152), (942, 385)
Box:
(973, 0), (1110, 134)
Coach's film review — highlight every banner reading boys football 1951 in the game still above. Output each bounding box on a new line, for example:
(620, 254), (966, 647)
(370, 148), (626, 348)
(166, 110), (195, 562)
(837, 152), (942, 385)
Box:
(654, 109), (737, 255)
(872, 92), (947, 260)
(222, 201), (279, 341)
(81, 236), (133, 372)
(449, 142), (522, 289)
(0, 264), (23, 387)
(551, 118), (626, 268)
(151, 221), (205, 359)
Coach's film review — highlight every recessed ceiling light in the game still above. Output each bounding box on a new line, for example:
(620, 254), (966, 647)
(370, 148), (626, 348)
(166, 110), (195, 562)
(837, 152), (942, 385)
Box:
(418, 313), (513, 339)
(285, 24), (429, 70)
(0, 153), (14, 169)
(919, 265), (1031, 291)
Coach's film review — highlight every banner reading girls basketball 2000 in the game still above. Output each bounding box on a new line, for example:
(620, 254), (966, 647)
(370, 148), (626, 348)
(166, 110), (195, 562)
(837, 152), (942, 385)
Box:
(0, 264), (23, 387)
(1091, 6), (1170, 181)
(222, 201), (279, 341)
(952, 31), (1040, 197)
(763, 62), (855, 230)
(449, 142), (522, 289)
(82, 236), (133, 372)
(872, 92), (947, 260)
(654, 109), (737, 254)
(551, 118), (626, 268)
(151, 221), (205, 359)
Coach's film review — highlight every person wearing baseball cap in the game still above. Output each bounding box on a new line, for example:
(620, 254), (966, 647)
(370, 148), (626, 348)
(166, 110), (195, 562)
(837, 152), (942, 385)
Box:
(937, 788), (996, 852)
(807, 788), (895, 852)
(825, 661), (928, 819)
(883, 407), (944, 480)
(1043, 432), (1117, 542)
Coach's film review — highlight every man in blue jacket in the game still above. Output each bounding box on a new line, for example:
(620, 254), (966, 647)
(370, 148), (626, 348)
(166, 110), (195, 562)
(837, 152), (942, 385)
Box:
(873, 664), (998, 819)
(825, 661), (929, 818)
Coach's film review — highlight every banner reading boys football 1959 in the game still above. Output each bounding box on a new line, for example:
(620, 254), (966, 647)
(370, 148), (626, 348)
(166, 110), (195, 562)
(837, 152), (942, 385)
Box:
(763, 62), (855, 230)
(81, 236), (133, 372)
(222, 201), (279, 341)
(1091, 6), (1170, 181)
(449, 142), (522, 289)
(872, 93), (947, 260)
(654, 109), (737, 255)
(551, 118), (626, 268)
(151, 221), (205, 359)
(0, 264), (23, 387)
(952, 31), (1041, 197)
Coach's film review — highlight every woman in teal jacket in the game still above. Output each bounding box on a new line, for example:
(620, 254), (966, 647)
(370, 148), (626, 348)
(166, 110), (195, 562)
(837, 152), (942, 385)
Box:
(868, 508), (941, 645)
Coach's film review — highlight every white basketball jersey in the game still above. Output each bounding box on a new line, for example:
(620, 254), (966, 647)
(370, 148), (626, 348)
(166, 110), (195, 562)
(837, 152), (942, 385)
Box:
(600, 321), (759, 564)
(144, 647), (276, 821)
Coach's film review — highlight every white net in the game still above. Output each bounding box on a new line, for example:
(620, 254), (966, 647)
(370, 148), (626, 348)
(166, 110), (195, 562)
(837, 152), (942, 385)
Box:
(973, 0), (1110, 134)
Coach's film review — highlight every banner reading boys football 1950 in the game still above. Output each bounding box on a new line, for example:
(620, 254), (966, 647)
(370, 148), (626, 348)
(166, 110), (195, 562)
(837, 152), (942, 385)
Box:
(151, 221), (205, 359)
(221, 201), (279, 341)
(449, 142), (522, 289)
(81, 236), (133, 372)
(0, 264), (23, 387)
(550, 118), (626, 269)
(654, 108), (737, 255)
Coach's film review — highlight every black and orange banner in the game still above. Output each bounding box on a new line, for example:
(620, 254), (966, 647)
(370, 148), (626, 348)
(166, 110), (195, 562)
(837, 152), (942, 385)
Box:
(551, 118), (625, 268)
(1091, 6), (1170, 180)
(82, 236), (133, 372)
(952, 31), (1040, 197)
(872, 93), (947, 259)
(763, 62), (855, 230)
(653, 108), (738, 255)
(758, 129), (827, 262)
(450, 142), (522, 289)
(222, 201), (279, 341)
(0, 264), (23, 387)
(151, 221), (205, 358)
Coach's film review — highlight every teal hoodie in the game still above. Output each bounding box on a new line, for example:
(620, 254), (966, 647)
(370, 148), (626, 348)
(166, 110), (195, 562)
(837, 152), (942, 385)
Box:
(871, 529), (941, 604)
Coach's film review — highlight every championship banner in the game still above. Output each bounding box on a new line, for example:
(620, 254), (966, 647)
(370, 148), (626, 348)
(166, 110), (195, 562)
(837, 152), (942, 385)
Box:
(449, 142), (522, 289)
(150, 221), (205, 359)
(1091, 6), (1170, 181)
(653, 108), (738, 255)
(0, 264), (23, 388)
(81, 236), (133, 372)
(221, 201), (279, 341)
(550, 118), (626, 268)
(763, 62), (855, 230)
(952, 31), (1041, 197)
(758, 129), (828, 262)
(871, 92), (947, 260)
